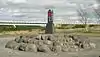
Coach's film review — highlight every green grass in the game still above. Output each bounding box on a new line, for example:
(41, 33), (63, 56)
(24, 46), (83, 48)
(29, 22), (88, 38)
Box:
(0, 25), (100, 37)
(56, 27), (100, 37)
(70, 32), (100, 37)
(0, 25), (45, 32)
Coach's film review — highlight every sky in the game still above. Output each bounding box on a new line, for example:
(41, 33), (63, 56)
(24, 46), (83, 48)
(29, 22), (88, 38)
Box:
(0, 0), (99, 24)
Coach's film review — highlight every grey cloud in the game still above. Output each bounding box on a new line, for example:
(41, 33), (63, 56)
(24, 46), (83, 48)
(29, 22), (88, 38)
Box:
(0, 0), (98, 23)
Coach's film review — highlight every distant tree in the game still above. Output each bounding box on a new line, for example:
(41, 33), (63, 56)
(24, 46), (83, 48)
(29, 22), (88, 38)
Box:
(76, 6), (90, 32)
(92, 7), (100, 24)
(95, 0), (100, 23)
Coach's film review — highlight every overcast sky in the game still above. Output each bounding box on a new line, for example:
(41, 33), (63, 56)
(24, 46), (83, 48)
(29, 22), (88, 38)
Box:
(0, 0), (98, 24)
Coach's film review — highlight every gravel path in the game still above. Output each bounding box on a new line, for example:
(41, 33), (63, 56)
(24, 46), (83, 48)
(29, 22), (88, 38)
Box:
(0, 36), (100, 57)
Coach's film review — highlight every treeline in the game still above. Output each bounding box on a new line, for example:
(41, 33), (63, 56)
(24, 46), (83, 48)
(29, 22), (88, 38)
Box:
(0, 25), (45, 32)
(56, 24), (100, 29)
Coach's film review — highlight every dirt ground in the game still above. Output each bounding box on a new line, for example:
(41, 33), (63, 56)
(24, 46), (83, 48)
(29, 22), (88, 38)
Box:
(0, 36), (100, 57)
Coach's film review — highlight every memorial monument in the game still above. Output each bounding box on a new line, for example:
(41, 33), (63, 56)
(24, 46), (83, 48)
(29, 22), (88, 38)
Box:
(45, 9), (54, 34)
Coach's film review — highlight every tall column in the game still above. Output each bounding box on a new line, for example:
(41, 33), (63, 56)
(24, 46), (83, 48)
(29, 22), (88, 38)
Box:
(45, 9), (54, 34)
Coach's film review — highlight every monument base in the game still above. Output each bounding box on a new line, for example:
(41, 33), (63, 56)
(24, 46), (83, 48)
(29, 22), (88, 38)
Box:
(45, 22), (54, 34)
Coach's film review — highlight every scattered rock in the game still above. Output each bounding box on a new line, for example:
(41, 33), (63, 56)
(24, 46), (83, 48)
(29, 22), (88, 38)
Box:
(23, 38), (29, 43)
(43, 40), (53, 45)
(52, 45), (62, 53)
(19, 43), (27, 51)
(15, 37), (23, 43)
(5, 34), (96, 53)
(27, 38), (35, 44)
(25, 44), (37, 52)
(5, 40), (20, 50)
(68, 48), (78, 52)
(37, 44), (51, 53)
(90, 43), (96, 48)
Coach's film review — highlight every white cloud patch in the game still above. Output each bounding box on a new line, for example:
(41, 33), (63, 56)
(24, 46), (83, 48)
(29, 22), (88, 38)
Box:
(0, 0), (98, 24)
(8, 0), (27, 3)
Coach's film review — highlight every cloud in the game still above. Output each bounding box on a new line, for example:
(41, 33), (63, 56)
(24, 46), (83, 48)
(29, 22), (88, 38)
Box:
(7, 0), (27, 3)
(0, 0), (98, 24)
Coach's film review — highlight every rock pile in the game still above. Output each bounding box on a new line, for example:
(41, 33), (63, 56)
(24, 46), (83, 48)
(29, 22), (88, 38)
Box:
(5, 34), (96, 53)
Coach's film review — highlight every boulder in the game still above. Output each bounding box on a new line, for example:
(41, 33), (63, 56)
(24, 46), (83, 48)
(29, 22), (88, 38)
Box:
(12, 43), (20, 50)
(37, 44), (51, 53)
(27, 38), (35, 44)
(52, 45), (62, 52)
(68, 48), (78, 52)
(25, 44), (37, 52)
(53, 41), (61, 46)
(43, 40), (53, 45)
(5, 34), (96, 53)
(15, 37), (20, 42)
(35, 35), (42, 40)
(23, 38), (29, 43)
(19, 43), (27, 51)
(5, 40), (19, 50)
(34, 40), (44, 46)
(61, 46), (69, 52)
(89, 42), (96, 48)
(15, 37), (24, 43)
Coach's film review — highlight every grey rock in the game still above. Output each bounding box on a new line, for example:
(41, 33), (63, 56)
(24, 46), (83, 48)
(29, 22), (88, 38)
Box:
(52, 45), (62, 52)
(23, 38), (29, 43)
(19, 43), (27, 51)
(25, 44), (37, 52)
(43, 40), (53, 45)
(12, 43), (20, 50)
(68, 48), (78, 52)
(27, 38), (35, 44)
(5, 34), (96, 53)
(89, 42), (96, 48)
(61, 46), (69, 52)
(38, 44), (51, 53)
(5, 40), (19, 50)
(15, 37), (24, 43)
(15, 37), (20, 42)
(34, 40), (44, 46)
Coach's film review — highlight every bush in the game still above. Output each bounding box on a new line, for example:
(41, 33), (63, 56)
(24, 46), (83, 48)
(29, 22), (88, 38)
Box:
(72, 24), (85, 28)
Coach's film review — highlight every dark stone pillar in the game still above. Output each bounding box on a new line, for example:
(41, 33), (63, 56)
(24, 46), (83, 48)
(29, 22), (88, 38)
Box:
(45, 9), (54, 34)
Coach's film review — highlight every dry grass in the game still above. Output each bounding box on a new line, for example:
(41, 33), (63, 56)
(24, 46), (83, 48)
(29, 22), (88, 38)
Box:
(0, 29), (44, 37)
(0, 26), (100, 37)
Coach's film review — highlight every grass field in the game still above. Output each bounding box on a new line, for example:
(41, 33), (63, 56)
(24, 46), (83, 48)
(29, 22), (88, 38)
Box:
(0, 25), (100, 37)
(0, 25), (44, 32)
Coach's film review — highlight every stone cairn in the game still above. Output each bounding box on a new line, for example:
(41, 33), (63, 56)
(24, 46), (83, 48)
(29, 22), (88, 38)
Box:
(5, 34), (96, 53)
